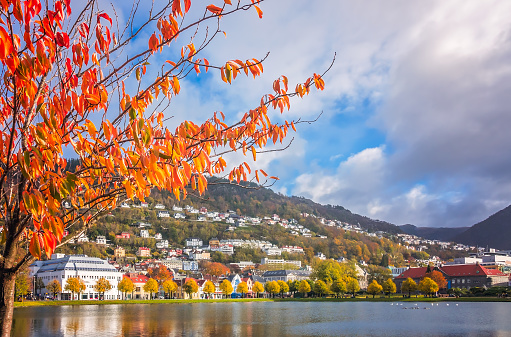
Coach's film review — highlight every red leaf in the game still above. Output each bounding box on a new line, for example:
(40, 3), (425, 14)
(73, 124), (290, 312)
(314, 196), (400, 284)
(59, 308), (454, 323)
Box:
(206, 4), (222, 15)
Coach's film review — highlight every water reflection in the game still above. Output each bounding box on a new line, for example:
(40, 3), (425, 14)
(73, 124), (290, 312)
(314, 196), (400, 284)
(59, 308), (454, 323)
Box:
(12, 301), (511, 337)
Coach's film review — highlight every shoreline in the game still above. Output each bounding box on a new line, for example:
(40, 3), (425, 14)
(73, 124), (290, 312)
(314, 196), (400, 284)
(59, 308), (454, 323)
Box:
(14, 296), (511, 308)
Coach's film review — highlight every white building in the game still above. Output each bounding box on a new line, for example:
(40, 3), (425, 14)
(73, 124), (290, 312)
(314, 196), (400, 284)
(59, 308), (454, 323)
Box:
(140, 229), (150, 238)
(30, 254), (122, 300)
(260, 258), (301, 269)
(185, 237), (203, 247)
(95, 236), (107, 245)
(156, 240), (169, 249)
(263, 246), (282, 256)
(157, 211), (170, 218)
(154, 204), (165, 209)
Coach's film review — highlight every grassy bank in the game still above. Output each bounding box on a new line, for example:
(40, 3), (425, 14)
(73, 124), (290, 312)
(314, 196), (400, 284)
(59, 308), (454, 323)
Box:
(14, 296), (511, 308)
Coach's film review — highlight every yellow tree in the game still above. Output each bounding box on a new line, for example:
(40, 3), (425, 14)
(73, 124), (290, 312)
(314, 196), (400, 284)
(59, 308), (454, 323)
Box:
(203, 281), (216, 299)
(265, 281), (280, 298)
(400, 277), (418, 298)
(93, 278), (112, 300)
(14, 273), (31, 302)
(367, 280), (383, 298)
(277, 280), (289, 297)
(237, 282), (249, 298)
(183, 279), (199, 299)
(252, 281), (264, 299)
(346, 277), (360, 297)
(331, 280), (347, 298)
(382, 278), (396, 297)
(64, 277), (85, 301)
(143, 278), (158, 300)
(117, 277), (135, 300)
(297, 280), (311, 297)
(419, 277), (439, 297)
(313, 280), (329, 298)
(162, 280), (178, 299)
(219, 279), (233, 299)
(46, 279), (61, 299)
(0, 0), (329, 331)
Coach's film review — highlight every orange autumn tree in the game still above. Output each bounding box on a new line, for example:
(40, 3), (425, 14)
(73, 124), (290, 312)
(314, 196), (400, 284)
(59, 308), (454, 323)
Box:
(0, 0), (329, 333)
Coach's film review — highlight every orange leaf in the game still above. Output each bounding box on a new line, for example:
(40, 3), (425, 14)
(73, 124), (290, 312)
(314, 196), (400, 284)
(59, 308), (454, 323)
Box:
(251, 147), (257, 161)
(254, 5), (263, 18)
(206, 4), (222, 15)
(224, 0), (232, 4)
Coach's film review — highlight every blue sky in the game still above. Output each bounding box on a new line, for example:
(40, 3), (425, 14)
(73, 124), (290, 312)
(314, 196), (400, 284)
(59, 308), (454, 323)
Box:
(112, 0), (511, 228)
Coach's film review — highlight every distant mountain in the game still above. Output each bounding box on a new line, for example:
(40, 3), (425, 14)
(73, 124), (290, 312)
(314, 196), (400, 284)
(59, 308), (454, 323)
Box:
(453, 204), (511, 250)
(399, 224), (469, 242)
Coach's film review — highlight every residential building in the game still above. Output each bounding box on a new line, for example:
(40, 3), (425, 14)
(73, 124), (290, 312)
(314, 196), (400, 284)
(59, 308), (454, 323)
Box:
(115, 232), (131, 239)
(182, 260), (199, 271)
(124, 273), (150, 299)
(158, 211), (170, 218)
(262, 270), (312, 282)
(156, 240), (169, 249)
(137, 247), (151, 257)
(114, 246), (126, 258)
(281, 246), (304, 254)
(96, 236), (107, 245)
(186, 237), (203, 248)
(161, 258), (183, 270)
(154, 204), (165, 209)
(262, 246), (282, 256)
(209, 238), (220, 249)
(29, 254), (123, 300)
(260, 258), (301, 269)
(140, 229), (149, 238)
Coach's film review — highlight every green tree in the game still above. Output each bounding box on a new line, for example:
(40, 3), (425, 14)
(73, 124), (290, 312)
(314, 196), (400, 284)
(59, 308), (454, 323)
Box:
(14, 273), (31, 302)
(93, 278), (112, 300)
(264, 281), (280, 298)
(46, 279), (62, 299)
(162, 280), (178, 299)
(331, 280), (347, 298)
(118, 277), (135, 300)
(277, 280), (289, 297)
(312, 260), (351, 284)
(400, 278), (418, 297)
(346, 277), (360, 297)
(419, 277), (439, 297)
(219, 279), (233, 299)
(183, 279), (199, 299)
(143, 278), (159, 300)
(366, 265), (392, 285)
(298, 280), (311, 297)
(313, 280), (329, 298)
(237, 282), (249, 298)
(287, 280), (297, 296)
(382, 278), (396, 297)
(65, 277), (86, 301)
(252, 281), (264, 298)
(203, 281), (216, 299)
(367, 280), (383, 298)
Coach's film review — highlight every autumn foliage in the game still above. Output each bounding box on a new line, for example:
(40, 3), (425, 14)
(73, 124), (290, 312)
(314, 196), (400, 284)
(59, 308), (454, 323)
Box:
(0, 0), (328, 333)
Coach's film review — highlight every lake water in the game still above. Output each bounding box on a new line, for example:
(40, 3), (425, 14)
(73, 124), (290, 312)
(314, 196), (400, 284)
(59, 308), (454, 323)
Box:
(12, 301), (511, 336)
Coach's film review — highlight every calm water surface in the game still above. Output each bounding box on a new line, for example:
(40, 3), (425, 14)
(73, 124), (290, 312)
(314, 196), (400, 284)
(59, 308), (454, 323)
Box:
(12, 301), (511, 336)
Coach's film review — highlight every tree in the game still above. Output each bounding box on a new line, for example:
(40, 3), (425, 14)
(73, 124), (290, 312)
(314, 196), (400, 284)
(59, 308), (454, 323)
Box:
(14, 273), (31, 302)
(162, 279), (178, 299)
(366, 265), (393, 285)
(219, 280), (233, 299)
(34, 277), (45, 297)
(313, 280), (329, 298)
(264, 281), (280, 298)
(117, 277), (135, 300)
(277, 280), (289, 297)
(346, 277), (360, 297)
(400, 278), (418, 298)
(143, 278), (159, 300)
(237, 282), (249, 298)
(183, 279), (198, 299)
(148, 265), (172, 287)
(202, 281), (216, 299)
(425, 270), (447, 290)
(297, 280), (311, 297)
(65, 277), (85, 301)
(312, 260), (352, 285)
(331, 280), (347, 298)
(0, 0), (329, 332)
(202, 262), (230, 277)
(252, 281), (264, 298)
(93, 278), (112, 300)
(46, 279), (61, 299)
(419, 277), (439, 297)
(382, 278), (396, 297)
(367, 280), (383, 298)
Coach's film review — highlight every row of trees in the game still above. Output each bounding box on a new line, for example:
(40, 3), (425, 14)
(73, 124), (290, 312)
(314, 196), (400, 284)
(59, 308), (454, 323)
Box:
(401, 277), (440, 297)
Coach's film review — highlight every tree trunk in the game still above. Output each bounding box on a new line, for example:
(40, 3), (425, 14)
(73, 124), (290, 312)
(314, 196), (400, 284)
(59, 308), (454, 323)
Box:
(0, 273), (16, 337)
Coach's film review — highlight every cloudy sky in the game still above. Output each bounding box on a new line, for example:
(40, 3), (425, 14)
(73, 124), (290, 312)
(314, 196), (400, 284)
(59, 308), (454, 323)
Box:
(122, 0), (511, 228)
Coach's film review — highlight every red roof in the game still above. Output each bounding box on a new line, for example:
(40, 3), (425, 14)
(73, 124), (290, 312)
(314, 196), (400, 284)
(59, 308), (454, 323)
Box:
(125, 273), (149, 283)
(396, 264), (507, 279)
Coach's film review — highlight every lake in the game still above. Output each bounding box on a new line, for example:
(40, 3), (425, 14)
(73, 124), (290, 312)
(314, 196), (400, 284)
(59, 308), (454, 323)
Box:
(12, 301), (511, 336)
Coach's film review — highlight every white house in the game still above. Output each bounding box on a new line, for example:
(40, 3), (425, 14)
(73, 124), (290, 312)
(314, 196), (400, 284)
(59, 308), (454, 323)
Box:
(30, 254), (122, 300)
(154, 204), (165, 209)
(95, 236), (107, 245)
(140, 229), (149, 238)
(157, 211), (170, 218)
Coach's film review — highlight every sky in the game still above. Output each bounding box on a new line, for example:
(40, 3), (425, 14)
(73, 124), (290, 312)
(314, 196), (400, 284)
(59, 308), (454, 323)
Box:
(112, 0), (511, 228)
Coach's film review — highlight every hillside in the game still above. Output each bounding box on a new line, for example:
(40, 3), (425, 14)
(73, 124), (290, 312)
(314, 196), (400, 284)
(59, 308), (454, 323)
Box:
(453, 204), (511, 250)
(399, 224), (469, 242)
